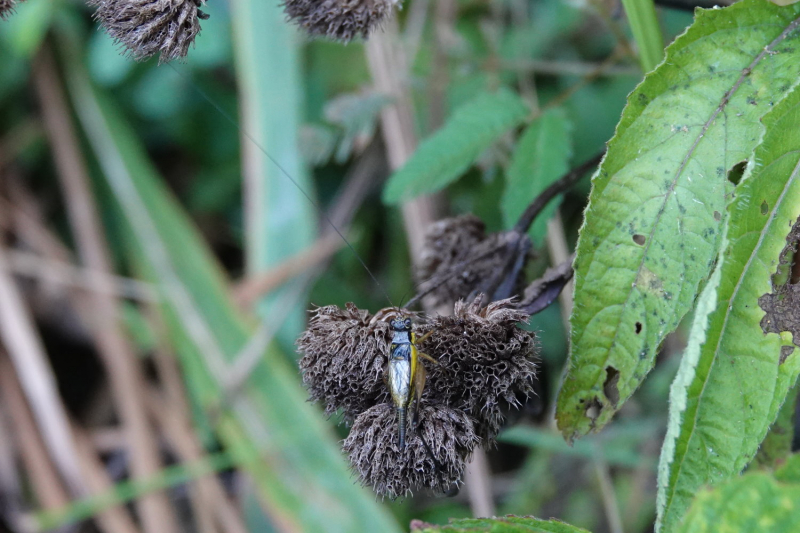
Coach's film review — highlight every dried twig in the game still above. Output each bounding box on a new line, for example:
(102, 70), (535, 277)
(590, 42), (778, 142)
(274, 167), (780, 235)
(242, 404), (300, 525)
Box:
(71, 425), (143, 533)
(0, 353), (70, 511)
(145, 389), (249, 533)
(0, 243), (85, 495)
(5, 249), (157, 302)
(34, 47), (179, 533)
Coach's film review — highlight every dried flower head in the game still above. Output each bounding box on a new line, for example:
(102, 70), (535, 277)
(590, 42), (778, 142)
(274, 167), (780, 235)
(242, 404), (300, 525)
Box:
(297, 303), (391, 422)
(91, 0), (207, 63)
(416, 215), (531, 307)
(297, 297), (537, 496)
(1, 0), (19, 19)
(343, 403), (479, 498)
(420, 298), (537, 440)
(283, 0), (398, 42)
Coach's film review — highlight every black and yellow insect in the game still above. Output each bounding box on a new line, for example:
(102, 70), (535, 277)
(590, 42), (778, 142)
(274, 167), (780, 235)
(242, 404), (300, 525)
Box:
(386, 316), (436, 449)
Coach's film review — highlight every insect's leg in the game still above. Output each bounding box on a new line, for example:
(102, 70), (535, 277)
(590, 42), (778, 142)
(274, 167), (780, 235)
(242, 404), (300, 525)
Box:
(418, 351), (440, 365)
(415, 330), (434, 344)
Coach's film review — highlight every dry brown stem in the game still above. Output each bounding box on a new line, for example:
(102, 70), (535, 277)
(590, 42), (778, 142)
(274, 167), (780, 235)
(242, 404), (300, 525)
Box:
(33, 47), (179, 533)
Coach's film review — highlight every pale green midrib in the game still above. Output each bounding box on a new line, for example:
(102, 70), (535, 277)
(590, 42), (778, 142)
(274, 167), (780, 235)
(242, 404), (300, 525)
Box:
(661, 144), (800, 525)
(572, 15), (800, 410)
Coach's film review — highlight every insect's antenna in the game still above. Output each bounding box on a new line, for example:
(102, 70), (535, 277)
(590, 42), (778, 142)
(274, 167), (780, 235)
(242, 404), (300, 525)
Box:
(166, 64), (395, 308)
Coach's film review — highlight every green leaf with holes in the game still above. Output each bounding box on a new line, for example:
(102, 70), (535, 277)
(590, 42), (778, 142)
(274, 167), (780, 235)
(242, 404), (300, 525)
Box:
(656, 82), (800, 532)
(382, 88), (529, 204)
(676, 454), (800, 532)
(502, 107), (572, 244)
(557, 0), (800, 441)
(414, 515), (590, 533)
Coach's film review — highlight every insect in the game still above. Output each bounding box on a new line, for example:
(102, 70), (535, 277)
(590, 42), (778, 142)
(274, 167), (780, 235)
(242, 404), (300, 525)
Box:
(386, 315), (437, 449)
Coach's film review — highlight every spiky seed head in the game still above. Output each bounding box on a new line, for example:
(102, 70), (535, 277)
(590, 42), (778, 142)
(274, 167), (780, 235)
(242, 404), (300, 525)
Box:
(297, 303), (391, 422)
(416, 215), (530, 308)
(283, 0), (398, 43)
(418, 297), (538, 440)
(0, 0), (19, 19)
(297, 298), (537, 495)
(91, 0), (206, 63)
(343, 403), (479, 498)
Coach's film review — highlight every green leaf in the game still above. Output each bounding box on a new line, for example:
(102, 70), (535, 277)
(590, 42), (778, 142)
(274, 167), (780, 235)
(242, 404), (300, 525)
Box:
(502, 107), (572, 244)
(59, 34), (401, 533)
(382, 88), (529, 204)
(656, 82), (800, 531)
(677, 454), (800, 532)
(415, 515), (591, 533)
(557, 0), (800, 440)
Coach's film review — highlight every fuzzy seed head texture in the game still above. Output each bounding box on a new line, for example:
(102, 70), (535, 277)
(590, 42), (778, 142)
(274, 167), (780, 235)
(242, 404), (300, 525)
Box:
(0, 0), (18, 19)
(297, 297), (537, 496)
(416, 214), (530, 307)
(420, 298), (538, 440)
(283, 0), (398, 42)
(343, 403), (479, 499)
(91, 0), (205, 63)
(297, 303), (391, 422)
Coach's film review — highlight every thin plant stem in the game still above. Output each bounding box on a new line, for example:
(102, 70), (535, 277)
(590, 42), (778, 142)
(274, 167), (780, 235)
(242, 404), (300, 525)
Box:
(621, 0), (665, 72)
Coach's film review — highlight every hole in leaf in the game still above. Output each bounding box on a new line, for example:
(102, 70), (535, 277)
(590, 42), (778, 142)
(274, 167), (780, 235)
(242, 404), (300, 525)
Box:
(727, 160), (747, 186)
(603, 366), (620, 406)
(635, 322), (642, 334)
(759, 215), (800, 356)
(713, 211), (721, 221)
(780, 346), (795, 365)
(761, 200), (769, 215)
(632, 234), (646, 246)
(585, 398), (602, 421)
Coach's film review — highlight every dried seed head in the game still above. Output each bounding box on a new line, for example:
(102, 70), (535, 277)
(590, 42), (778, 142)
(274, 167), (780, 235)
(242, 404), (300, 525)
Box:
(420, 297), (537, 440)
(92, 0), (206, 63)
(283, 0), (398, 42)
(0, 0), (19, 19)
(343, 402), (479, 498)
(297, 303), (390, 421)
(416, 215), (530, 307)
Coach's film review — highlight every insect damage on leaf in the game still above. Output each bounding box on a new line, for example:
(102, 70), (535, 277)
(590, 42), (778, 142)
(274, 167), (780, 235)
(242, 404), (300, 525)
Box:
(759, 215), (800, 362)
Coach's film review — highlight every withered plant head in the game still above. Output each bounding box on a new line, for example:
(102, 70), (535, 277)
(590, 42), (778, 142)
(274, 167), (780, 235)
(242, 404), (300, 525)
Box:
(297, 303), (391, 422)
(283, 0), (398, 42)
(297, 297), (537, 496)
(416, 215), (531, 308)
(91, 0), (207, 63)
(0, 0), (18, 19)
(343, 403), (478, 499)
(418, 297), (537, 440)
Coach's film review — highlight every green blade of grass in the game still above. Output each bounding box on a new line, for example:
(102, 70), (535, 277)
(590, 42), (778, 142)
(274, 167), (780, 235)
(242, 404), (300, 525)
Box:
(33, 453), (236, 531)
(620, 0), (664, 72)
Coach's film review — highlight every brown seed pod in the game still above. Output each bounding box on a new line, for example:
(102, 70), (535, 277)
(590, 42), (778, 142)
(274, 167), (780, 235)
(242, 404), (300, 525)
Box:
(297, 303), (391, 422)
(415, 215), (530, 308)
(419, 297), (537, 440)
(91, 0), (206, 63)
(342, 402), (479, 498)
(282, 0), (398, 42)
